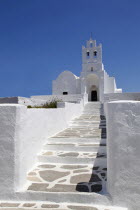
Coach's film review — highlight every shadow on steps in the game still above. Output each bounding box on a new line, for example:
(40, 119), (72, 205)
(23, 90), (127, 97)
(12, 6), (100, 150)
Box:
(76, 107), (107, 193)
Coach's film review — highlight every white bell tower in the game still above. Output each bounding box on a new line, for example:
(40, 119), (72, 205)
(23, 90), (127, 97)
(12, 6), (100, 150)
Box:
(81, 38), (103, 76)
(80, 38), (104, 101)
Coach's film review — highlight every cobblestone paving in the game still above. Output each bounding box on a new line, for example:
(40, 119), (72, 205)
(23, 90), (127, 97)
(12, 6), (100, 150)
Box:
(27, 164), (107, 192)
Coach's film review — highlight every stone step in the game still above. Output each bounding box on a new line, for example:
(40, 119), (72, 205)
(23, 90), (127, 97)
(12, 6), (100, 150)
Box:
(83, 106), (101, 108)
(27, 163), (107, 193)
(74, 118), (102, 121)
(46, 141), (106, 147)
(47, 137), (106, 144)
(15, 191), (111, 206)
(76, 114), (101, 117)
(53, 135), (104, 139)
(53, 135), (106, 139)
(43, 144), (106, 153)
(27, 182), (104, 193)
(53, 132), (106, 139)
(70, 121), (103, 125)
(73, 116), (105, 119)
(69, 126), (106, 129)
(57, 128), (106, 133)
(41, 149), (106, 158)
(62, 128), (105, 133)
(65, 127), (104, 130)
(82, 111), (100, 113)
(71, 119), (106, 122)
(53, 128), (106, 134)
(0, 201), (128, 210)
(53, 132), (105, 136)
(69, 125), (106, 129)
(83, 110), (102, 111)
(83, 109), (101, 112)
(70, 123), (106, 127)
(53, 131), (106, 137)
(70, 121), (106, 125)
(38, 153), (107, 164)
(78, 112), (102, 115)
(84, 104), (101, 106)
(82, 113), (101, 116)
(83, 110), (101, 113)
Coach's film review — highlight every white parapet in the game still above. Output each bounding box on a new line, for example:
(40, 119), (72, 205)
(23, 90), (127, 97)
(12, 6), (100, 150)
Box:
(0, 101), (84, 200)
(106, 100), (140, 210)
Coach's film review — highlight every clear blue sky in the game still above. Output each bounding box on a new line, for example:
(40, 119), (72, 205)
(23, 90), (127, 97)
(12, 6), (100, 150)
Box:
(0, 0), (140, 97)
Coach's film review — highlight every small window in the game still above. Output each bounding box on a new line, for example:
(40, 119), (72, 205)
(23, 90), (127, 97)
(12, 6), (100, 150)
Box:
(94, 51), (97, 57)
(87, 51), (90, 56)
(91, 67), (93, 71)
(63, 92), (68, 95)
(90, 43), (93, 47)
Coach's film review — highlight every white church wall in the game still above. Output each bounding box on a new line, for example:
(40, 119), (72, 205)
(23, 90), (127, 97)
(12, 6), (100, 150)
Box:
(52, 71), (78, 95)
(76, 78), (81, 94)
(104, 72), (122, 95)
(0, 102), (84, 199)
(106, 101), (140, 210)
(104, 71), (115, 93)
(30, 94), (82, 104)
(98, 72), (104, 102)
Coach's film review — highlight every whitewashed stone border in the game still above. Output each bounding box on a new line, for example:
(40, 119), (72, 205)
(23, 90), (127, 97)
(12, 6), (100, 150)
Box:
(106, 101), (140, 210)
(0, 101), (84, 199)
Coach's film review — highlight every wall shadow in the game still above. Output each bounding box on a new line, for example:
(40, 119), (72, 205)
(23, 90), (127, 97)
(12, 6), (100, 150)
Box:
(76, 104), (107, 193)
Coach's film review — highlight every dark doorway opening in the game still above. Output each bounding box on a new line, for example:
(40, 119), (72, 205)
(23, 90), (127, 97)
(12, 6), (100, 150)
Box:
(63, 92), (68, 95)
(91, 91), (97, 101)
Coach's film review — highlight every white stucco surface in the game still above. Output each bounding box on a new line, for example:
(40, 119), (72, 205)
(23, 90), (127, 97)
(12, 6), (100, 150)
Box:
(104, 92), (140, 102)
(0, 95), (83, 106)
(0, 102), (83, 199)
(106, 101), (140, 210)
(30, 94), (82, 104)
(0, 105), (21, 196)
(52, 71), (80, 95)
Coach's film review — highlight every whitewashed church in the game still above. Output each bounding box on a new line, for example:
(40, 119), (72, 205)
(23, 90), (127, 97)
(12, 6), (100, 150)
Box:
(53, 38), (122, 102)
(0, 37), (140, 210)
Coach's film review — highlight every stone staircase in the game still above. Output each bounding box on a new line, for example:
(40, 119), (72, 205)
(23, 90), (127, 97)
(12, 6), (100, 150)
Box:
(18, 102), (127, 210)
(27, 102), (107, 194)
(22, 103), (107, 207)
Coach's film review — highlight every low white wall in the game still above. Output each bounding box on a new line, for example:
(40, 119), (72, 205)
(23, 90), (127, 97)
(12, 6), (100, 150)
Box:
(0, 101), (84, 199)
(19, 95), (82, 106)
(0, 97), (18, 104)
(106, 101), (140, 210)
(104, 92), (140, 103)
(0, 95), (83, 107)
(0, 105), (18, 196)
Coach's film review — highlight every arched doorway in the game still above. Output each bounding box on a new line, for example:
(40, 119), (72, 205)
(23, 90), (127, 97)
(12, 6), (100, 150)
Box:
(91, 90), (97, 101)
(85, 74), (99, 101)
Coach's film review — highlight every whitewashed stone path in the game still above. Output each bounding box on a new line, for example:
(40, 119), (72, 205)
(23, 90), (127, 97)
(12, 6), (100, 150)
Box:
(27, 102), (107, 193)
(0, 102), (127, 210)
